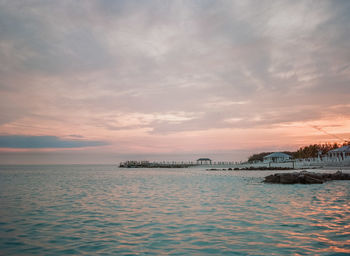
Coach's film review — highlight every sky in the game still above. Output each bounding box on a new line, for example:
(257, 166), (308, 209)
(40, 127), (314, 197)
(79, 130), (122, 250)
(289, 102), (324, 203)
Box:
(1, 0), (350, 164)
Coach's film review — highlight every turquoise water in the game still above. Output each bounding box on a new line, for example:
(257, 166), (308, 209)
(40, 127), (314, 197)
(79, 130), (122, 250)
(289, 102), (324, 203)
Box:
(0, 165), (349, 255)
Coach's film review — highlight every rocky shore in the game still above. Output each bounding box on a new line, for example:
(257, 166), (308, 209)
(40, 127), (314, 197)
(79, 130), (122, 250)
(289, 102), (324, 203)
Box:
(207, 166), (295, 171)
(264, 170), (350, 184)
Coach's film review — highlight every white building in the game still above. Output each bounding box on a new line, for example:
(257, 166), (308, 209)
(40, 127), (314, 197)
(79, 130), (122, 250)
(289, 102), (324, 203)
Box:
(327, 145), (350, 161)
(263, 152), (291, 163)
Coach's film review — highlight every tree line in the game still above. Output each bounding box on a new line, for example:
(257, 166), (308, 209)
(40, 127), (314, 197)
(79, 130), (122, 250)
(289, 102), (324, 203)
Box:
(248, 142), (349, 162)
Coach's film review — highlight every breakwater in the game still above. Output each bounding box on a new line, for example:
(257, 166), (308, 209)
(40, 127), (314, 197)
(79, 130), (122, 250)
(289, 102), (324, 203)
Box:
(119, 160), (242, 168)
(119, 161), (197, 168)
(207, 166), (295, 171)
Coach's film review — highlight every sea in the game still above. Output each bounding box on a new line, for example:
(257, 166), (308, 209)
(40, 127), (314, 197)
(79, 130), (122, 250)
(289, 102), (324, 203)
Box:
(0, 165), (349, 255)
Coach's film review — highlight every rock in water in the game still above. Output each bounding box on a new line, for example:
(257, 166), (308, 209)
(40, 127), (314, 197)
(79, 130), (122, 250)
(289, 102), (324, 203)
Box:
(299, 174), (323, 184)
(264, 171), (350, 184)
(279, 173), (298, 184)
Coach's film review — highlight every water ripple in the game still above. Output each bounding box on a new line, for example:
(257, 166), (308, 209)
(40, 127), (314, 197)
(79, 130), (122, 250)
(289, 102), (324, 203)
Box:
(0, 165), (349, 255)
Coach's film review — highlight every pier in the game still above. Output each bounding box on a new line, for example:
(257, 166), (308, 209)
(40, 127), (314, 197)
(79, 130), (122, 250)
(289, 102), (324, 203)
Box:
(119, 159), (241, 168)
(119, 161), (197, 168)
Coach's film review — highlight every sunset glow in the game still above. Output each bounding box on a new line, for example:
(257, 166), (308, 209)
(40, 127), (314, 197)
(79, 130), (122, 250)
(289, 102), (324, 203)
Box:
(1, 1), (350, 163)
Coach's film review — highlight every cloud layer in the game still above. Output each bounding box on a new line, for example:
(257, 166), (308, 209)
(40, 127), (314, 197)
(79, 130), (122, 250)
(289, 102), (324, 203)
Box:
(0, 135), (107, 148)
(0, 0), (350, 162)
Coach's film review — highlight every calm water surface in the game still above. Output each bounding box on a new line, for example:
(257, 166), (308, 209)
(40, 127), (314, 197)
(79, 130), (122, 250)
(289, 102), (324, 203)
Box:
(0, 165), (349, 255)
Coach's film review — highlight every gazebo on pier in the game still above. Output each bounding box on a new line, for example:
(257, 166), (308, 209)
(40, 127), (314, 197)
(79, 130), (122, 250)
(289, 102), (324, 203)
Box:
(196, 158), (212, 165)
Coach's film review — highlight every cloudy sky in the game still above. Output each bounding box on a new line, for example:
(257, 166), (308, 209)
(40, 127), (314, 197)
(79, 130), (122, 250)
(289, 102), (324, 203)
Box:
(1, 0), (350, 164)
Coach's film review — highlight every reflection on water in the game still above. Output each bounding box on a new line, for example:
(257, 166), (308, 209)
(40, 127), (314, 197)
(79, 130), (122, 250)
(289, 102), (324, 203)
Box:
(0, 165), (349, 255)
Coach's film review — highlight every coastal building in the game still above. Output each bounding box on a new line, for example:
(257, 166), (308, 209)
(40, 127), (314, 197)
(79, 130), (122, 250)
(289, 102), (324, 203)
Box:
(327, 145), (350, 160)
(263, 152), (291, 163)
(196, 158), (212, 165)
